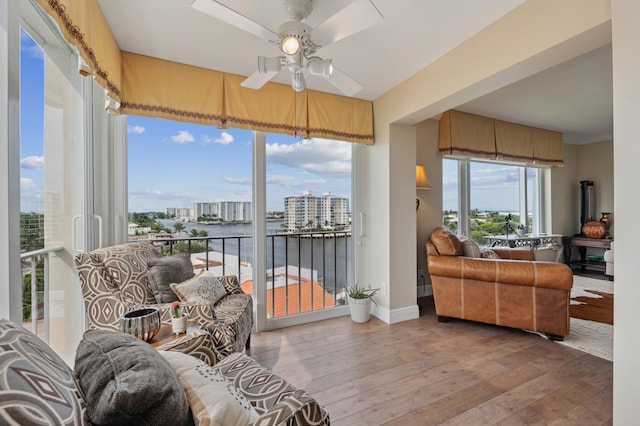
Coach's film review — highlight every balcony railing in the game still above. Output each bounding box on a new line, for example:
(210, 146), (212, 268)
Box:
(140, 230), (351, 318)
(20, 245), (64, 344)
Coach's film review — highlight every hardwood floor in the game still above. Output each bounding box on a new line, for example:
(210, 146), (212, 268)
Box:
(247, 297), (613, 425)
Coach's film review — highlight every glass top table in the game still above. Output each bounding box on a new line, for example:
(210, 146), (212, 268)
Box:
(483, 234), (563, 249)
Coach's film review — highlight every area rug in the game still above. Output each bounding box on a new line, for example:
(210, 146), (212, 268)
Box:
(557, 275), (613, 361)
(570, 275), (614, 325)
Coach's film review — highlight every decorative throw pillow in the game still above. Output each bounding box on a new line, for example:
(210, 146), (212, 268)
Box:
(74, 329), (191, 426)
(160, 351), (259, 426)
(460, 237), (481, 258)
(481, 248), (501, 259)
(429, 226), (463, 256)
(147, 253), (195, 303)
(171, 270), (228, 305)
(0, 319), (90, 425)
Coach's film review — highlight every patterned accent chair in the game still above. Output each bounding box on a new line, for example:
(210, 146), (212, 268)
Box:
(74, 241), (253, 358)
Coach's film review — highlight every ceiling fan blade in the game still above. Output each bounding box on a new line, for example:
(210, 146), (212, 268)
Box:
(241, 69), (279, 90)
(191, 0), (277, 41)
(328, 66), (364, 97)
(310, 0), (383, 47)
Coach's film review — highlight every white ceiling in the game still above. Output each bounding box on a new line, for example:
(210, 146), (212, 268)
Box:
(97, 0), (613, 144)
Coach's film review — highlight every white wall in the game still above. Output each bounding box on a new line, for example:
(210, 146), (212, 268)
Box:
(612, 0), (640, 421)
(416, 119), (441, 295)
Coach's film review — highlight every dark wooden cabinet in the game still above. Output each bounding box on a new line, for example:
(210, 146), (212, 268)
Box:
(563, 236), (612, 273)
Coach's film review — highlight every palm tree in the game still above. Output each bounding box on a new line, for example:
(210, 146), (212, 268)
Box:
(190, 228), (198, 238)
(173, 222), (185, 235)
(198, 230), (208, 237)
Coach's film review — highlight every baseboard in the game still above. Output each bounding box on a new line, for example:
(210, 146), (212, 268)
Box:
(372, 303), (420, 324)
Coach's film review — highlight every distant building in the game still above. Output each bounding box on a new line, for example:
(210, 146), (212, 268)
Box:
(194, 201), (251, 222)
(284, 191), (350, 231)
(128, 222), (152, 236)
(166, 207), (193, 221)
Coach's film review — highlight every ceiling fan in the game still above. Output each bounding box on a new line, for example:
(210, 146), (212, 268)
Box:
(191, 0), (383, 97)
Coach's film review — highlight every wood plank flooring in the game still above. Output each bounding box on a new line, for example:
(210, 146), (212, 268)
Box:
(247, 297), (612, 425)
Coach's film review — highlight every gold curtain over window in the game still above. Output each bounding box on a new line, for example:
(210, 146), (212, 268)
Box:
(440, 110), (564, 166)
(34, 0), (375, 144)
(531, 127), (563, 166)
(494, 120), (533, 163)
(307, 91), (374, 144)
(35, 0), (122, 101)
(439, 110), (496, 159)
(120, 53), (225, 127)
(223, 73), (306, 136)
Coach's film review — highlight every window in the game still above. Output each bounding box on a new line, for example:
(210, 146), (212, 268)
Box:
(443, 158), (549, 246)
(126, 119), (353, 328)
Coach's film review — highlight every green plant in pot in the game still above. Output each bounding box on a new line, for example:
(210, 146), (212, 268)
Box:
(346, 283), (379, 323)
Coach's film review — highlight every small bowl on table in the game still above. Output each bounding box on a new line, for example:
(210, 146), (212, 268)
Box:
(119, 308), (161, 342)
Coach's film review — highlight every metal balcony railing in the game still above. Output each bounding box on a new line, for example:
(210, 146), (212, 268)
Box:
(140, 230), (351, 318)
(20, 246), (64, 344)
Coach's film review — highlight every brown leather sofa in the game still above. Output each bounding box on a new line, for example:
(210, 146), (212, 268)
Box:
(426, 226), (573, 340)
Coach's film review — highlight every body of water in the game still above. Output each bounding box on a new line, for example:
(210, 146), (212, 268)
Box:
(157, 219), (352, 293)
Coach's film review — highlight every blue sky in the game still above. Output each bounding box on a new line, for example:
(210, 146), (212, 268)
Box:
(127, 117), (352, 212)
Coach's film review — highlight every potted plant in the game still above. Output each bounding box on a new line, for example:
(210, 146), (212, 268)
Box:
(346, 283), (379, 323)
(171, 301), (187, 335)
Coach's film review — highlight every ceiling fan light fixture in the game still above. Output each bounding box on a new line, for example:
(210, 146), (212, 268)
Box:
(308, 58), (333, 78)
(291, 71), (306, 92)
(281, 35), (300, 55)
(258, 56), (283, 74)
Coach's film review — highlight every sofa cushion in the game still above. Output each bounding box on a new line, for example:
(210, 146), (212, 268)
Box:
(460, 237), (481, 258)
(147, 253), (195, 303)
(481, 248), (501, 259)
(171, 270), (228, 305)
(160, 351), (259, 425)
(0, 319), (89, 426)
(74, 329), (191, 426)
(429, 226), (463, 256)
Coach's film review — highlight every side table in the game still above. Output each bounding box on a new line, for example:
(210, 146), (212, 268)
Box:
(563, 236), (612, 274)
(150, 322), (199, 348)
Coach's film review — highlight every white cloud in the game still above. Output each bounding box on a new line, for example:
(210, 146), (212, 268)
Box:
(266, 138), (351, 176)
(20, 178), (37, 191)
(170, 130), (194, 144)
(20, 156), (44, 170)
(202, 131), (234, 145)
(128, 125), (146, 134)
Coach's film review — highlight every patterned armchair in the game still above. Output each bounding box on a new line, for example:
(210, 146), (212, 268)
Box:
(74, 241), (253, 357)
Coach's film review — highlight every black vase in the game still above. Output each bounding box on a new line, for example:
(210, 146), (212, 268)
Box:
(580, 180), (594, 235)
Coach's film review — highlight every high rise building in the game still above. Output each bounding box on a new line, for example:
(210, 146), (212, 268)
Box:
(284, 192), (349, 231)
(194, 201), (251, 222)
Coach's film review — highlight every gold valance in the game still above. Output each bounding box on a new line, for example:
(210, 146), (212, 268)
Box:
(120, 53), (374, 144)
(439, 110), (496, 159)
(223, 73), (306, 136)
(35, 0), (122, 101)
(120, 53), (225, 127)
(34, 0), (374, 144)
(440, 110), (563, 166)
(307, 91), (374, 144)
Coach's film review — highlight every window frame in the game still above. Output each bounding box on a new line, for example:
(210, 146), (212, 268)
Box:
(447, 156), (551, 243)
